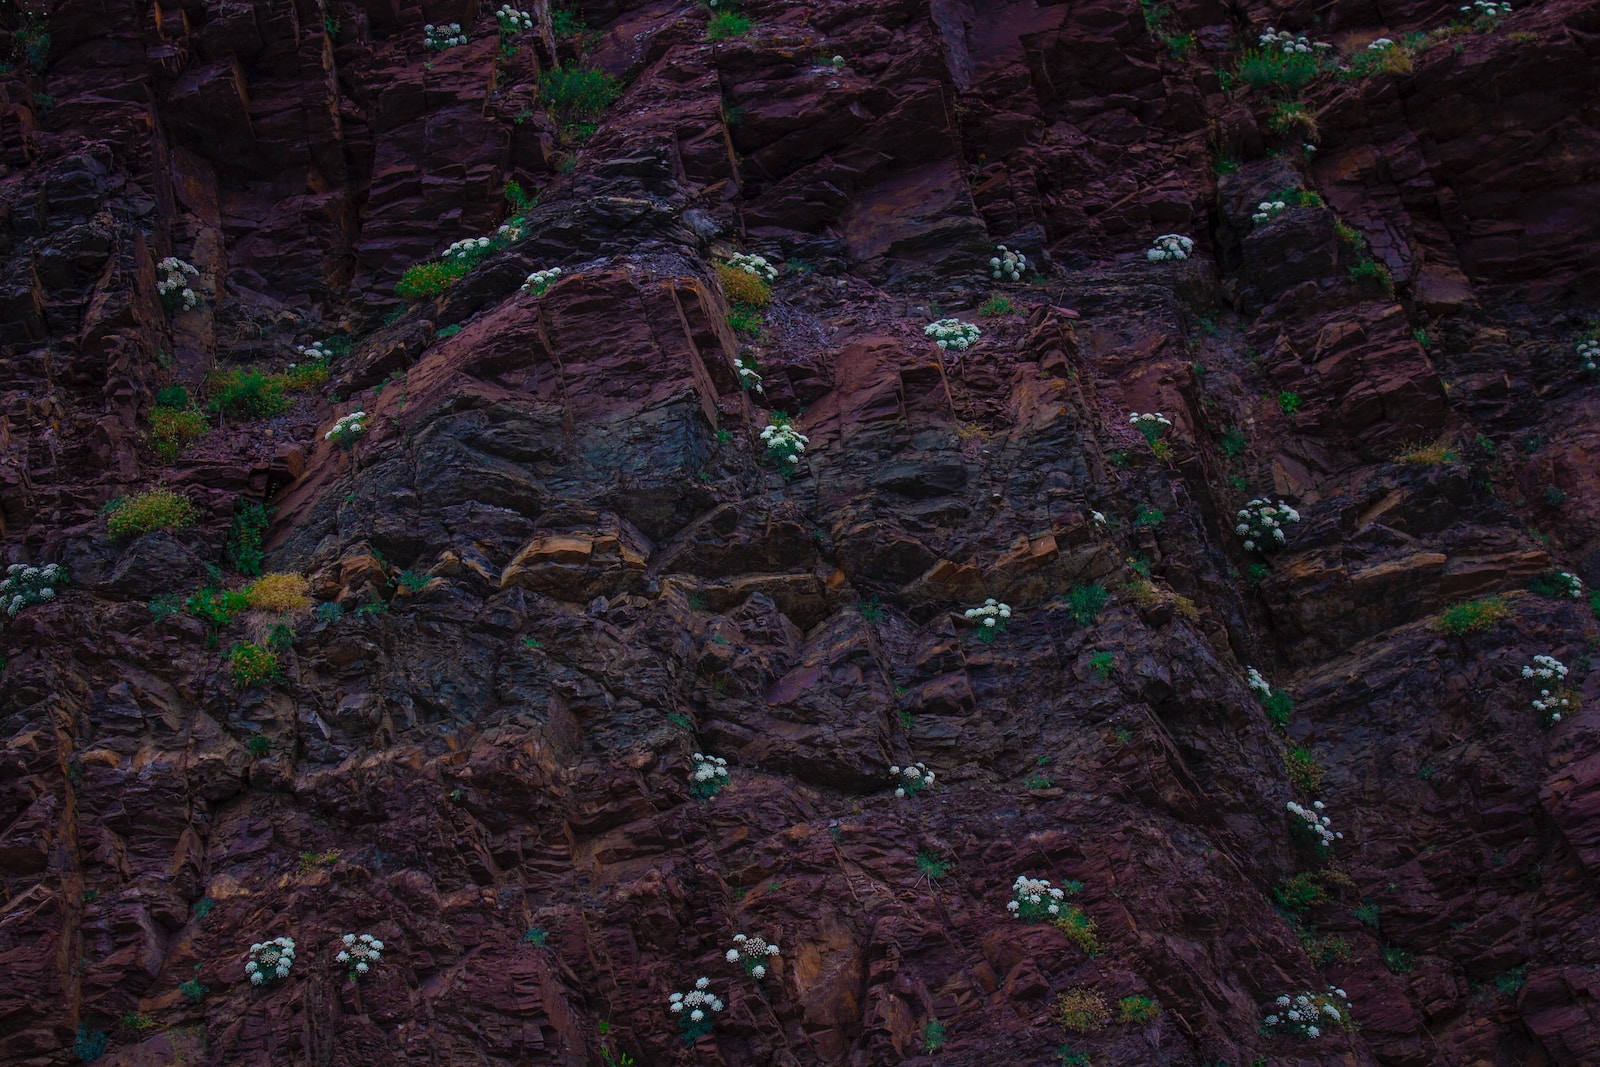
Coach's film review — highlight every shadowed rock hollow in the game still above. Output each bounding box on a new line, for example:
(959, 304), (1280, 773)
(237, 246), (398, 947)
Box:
(3, 0), (1600, 1065)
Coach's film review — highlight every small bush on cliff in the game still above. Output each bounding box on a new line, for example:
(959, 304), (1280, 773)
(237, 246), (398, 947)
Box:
(1056, 988), (1110, 1033)
(760, 414), (808, 476)
(890, 762), (934, 798)
(1053, 904), (1099, 954)
(1528, 570), (1582, 599)
(1436, 596), (1510, 635)
(396, 258), (471, 300)
(156, 256), (202, 313)
(667, 977), (724, 1042)
(105, 490), (198, 540)
(1119, 995), (1162, 1025)
(724, 933), (780, 981)
(1235, 498), (1300, 552)
(245, 936), (297, 985)
(1008, 874), (1072, 922)
(715, 260), (773, 307)
(208, 367), (289, 419)
(184, 586), (250, 633)
(229, 642), (280, 689)
(1062, 582), (1108, 627)
(707, 10), (751, 40)
(1287, 799), (1342, 851)
(539, 63), (622, 124)
(337, 933), (385, 979)
(244, 573), (311, 615)
(964, 597), (1011, 643)
(149, 405), (208, 461)
(1523, 654), (1573, 725)
(1261, 986), (1354, 1039)
(689, 752), (729, 799)
(72, 1024), (107, 1062)
(226, 500), (271, 576)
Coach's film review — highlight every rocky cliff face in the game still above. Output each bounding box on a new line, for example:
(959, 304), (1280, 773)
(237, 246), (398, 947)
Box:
(3, 0), (1600, 1065)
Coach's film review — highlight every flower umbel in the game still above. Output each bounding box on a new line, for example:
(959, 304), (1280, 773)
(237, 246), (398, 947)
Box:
(324, 412), (368, 449)
(668, 976), (724, 1042)
(1523, 654), (1573, 725)
(1261, 987), (1355, 1039)
(244, 936), (297, 986)
(1008, 874), (1071, 922)
(1236, 497), (1301, 552)
(1146, 234), (1194, 262)
(725, 933), (781, 981)
(2, 562), (66, 617)
(156, 256), (202, 313)
(988, 244), (1029, 282)
(924, 318), (981, 354)
(689, 752), (730, 800)
(1128, 411), (1172, 445)
(962, 597), (1011, 643)
(336, 933), (385, 979)
(890, 761), (935, 798)
(522, 266), (563, 296)
(1286, 799), (1343, 851)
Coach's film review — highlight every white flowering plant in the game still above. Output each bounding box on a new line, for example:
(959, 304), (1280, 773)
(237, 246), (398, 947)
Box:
(1461, 0), (1512, 28)
(245, 936), (297, 985)
(1007, 875), (1070, 922)
(1523, 654), (1572, 725)
(690, 752), (729, 800)
(425, 22), (467, 50)
(1534, 571), (1583, 599)
(336, 933), (384, 979)
(734, 354), (763, 393)
(522, 266), (562, 296)
(325, 412), (367, 449)
(1261, 987), (1354, 1039)
(725, 252), (777, 282)
(1367, 37), (1396, 51)
(963, 597), (1011, 643)
(296, 340), (332, 361)
(760, 414), (808, 476)
(1128, 411), (1172, 445)
(1286, 799), (1342, 851)
(443, 236), (498, 268)
(496, 5), (533, 46)
(725, 933), (780, 980)
(1251, 199), (1288, 226)
(1236, 498), (1301, 552)
(156, 256), (201, 313)
(1246, 666), (1294, 727)
(1258, 27), (1333, 55)
(668, 977), (724, 1042)
(1146, 234), (1194, 262)
(1578, 338), (1598, 375)
(925, 318), (981, 353)
(890, 762), (934, 798)
(3, 563), (66, 617)
(988, 245), (1029, 282)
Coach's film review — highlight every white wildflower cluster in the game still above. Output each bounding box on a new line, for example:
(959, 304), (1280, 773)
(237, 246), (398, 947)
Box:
(725, 933), (780, 980)
(295, 340), (332, 361)
(1006, 875), (1066, 922)
(689, 752), (729, 800)
(1578, 338), (1598, 375)
(1258, 27), (1332, 54)
(336, 933), (384, 978)
(963, 597), (1011, 643)
(734, 354), (763, 392)
(1545, 572), (1583, 598)
(1367, 37), (1396, 51)
(443, 236), (496, 262)
(522, 266), (562, 295)
(1286, 799), (1342, 850)
(1262, 987), (1353, 1040)
(495, 5), (534, 34)
(1236, 498), (1301, 552)
(830, 55), (845, 68)
(1461, 0), (1512, 22)
(325, 411), (367, 449)
(924, 318), (981, 352)
(497, 217), (527, 242)
(988, 245), (1028, 282)
(1146, 234), (1194, 262)
(1246, 666), (1272, 701)
(425, 22), (467, 50)
(156, 256), (201, 312)
(245, 936), (296, 985)
(725, 252), (777, 281)
(1251, 199), (1288, 226)
(667, 977), (724, 1041)
(1523, 655), (1571, 725)
(3, 562), (65, 617)
(1128, 411), (1171, 445)
(890, 761), (934, 798)
(760, 419), (808, 474)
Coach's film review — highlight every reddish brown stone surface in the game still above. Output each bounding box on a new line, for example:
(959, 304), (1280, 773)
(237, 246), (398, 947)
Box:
(3, 0), (1600, 1065)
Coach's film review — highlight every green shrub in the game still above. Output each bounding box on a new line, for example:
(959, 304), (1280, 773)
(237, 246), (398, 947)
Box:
(155, 385), (190, 408)
(1053, 905), (1100, 954)
(1273, 871), (1330, 911)
(1383, 945), (1415, 973)
(183, 586), (250, 630)
(225, 500), (270, 576)
(148, 595), (180, 621)
(106, 490), (198, 539)
(179, 965), (209, 1002)
(1134, 504), (1165, 527)
(314, 601), (344, 623)
(1063, 582), (1108, 626)
(1088, 651), (1113, 679)
(208, 367), (289, 418)
(1235, 48), (1322, 91)
(247, 735), (271, 758)
(1118, 995), (1162, 1024)
(727, 306), (765, 335)
(1436, 597), (1510, 635)
(1278, 391), (1303, 416)
(149, 406), (208, 461)
(1349, 257), (1395, 294)
(1057, 988), (1110, 1033)
(1354, 901), (1381, 927)
(1263, 689), (1293, 728)
(1220, 426), (1247, 457)
(538, 63), (622, 122)
(1286, 745), (1325, 792)
(395, 258), (471, 300)
(707, 10), (752, 40)
(228, 642), (279, 689)
(980, 294), (1016, 317)
(915, 851), (950, 880)
(397, 569), (430, 593)
(73, 1025), (107, 1062)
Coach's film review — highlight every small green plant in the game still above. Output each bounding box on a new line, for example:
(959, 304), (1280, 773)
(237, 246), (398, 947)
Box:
(539, 62), (622, 125)
(247, 735), (271, 758)
(1246, 563), (1270, 586)
(1219, 426), (1247, 458)
(323, 16), (340, 36)
(225, 500), (270, 576)
(727, 305), (764, 335)
(1118, 995), (1161, 1025)
(395, 258), (471, 300)
(1024, 773), (1054, 790)
(298, 849), (341, 875)
(1133, 504), (1165, 527)
(1056, 1047), (1090, 1067)
(179, 965), (209, 1002)
(921, 1018), (945, 1053)
(1414, 327), (1432, 348)
(707, 10), (752, 40)
(117, 1012), (156, 1035)
(979, 294), (1016, 317)
(1062, 582), (1108, 627)
(208, 367), (290, 418)
(858, 596), (884, 623)
(1274, 871), (1331, 911)
(1267, 99), (1317, 136)
(1278, 391), (1303, 417)
(1053, 906), (1099, 955)
(1544, 486), (1567, 508)
(314, 601), (344, 624)
(1235, 48), (1323, 91)
(1263, 690), (1293, 728)
(1214, 154), (1239, 174)
(396, 569), (430, 593)
(149, 405), (208, 461)
(148, 594), (181, 621)
(1057, 988), (1110, 1033)
(1383, 945), (1415, 973)
(73, 1025), (107, 1062)
(192, 897), (214, 920)
(436, 324), (462, 340)
(523, 927), (549, 946)
(228, 642), (279, 689)
(1088, 651), (1113, 679)
(355, 599), (389, 617)
(1286, 746), (1325, 792)
(1436, 596), (1510, 635)
(1494, 967), (1526, 995)
(1354, 901), (1381, 928)
(1348, 257), (1395, 294)
(105, 490), (198, 540)
(1395, 440), (1459, 464)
